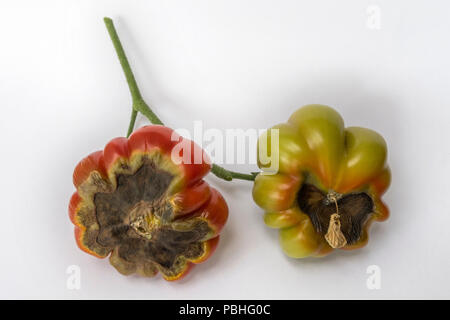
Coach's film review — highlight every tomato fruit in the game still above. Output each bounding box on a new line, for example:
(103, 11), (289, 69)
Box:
(253, 104), (390, 257)
(69, 125), (228, 280)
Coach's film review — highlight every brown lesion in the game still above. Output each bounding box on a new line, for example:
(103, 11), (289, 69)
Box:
(92, 158), (212, 276)
(297, 183), (374, 246)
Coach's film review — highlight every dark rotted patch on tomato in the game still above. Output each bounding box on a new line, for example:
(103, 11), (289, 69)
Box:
(297, 183), (374, 244)
(93, 158), (211, 272)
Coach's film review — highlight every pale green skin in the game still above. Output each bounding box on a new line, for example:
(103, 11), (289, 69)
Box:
(253, 105), (391, 258)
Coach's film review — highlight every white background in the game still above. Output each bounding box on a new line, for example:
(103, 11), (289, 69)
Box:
(0, 0), (449, 299)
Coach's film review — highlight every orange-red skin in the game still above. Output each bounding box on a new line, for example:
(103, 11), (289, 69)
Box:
(68, 192), (81, 225)
(73, 151), (107, 188)
(371, 168), (391, 196)
(103, 137), (130, 170)
(69, 125), (227, 279)
(172, 180), (212, 216)
(127, 125), (211, 186)
(188, 188), (229, 236)
(74, 126), (211, 189)
(375, 200), (389, 222)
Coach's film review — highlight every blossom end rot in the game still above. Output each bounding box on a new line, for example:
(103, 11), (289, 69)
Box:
(69, 125), (228, 280)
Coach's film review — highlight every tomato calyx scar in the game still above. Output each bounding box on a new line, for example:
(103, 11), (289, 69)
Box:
(127, 201), (162, 240)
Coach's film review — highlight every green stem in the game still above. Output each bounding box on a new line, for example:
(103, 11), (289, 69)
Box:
(126, 109), (138, 138)
(104, 17), (142, 101)
(104, 17), (256, 182)
(133, 99), (163, 125)
(104, 17), (163, 137)
(211, 165), (257, 181)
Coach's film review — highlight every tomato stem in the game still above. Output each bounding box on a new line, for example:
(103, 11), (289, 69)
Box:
(103, 17), (256, 182)
(211, 164), (257, 181)
(104, 17), (163, 137)
(126, 109), (138, 138)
